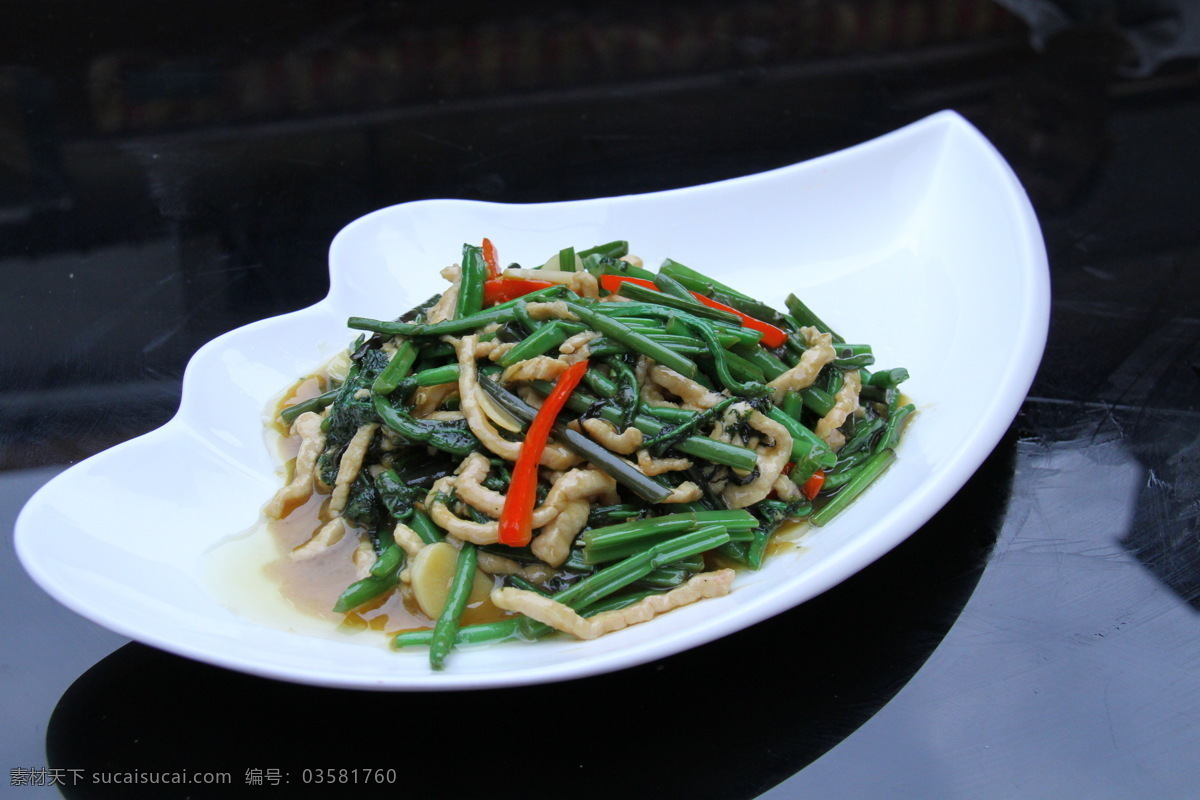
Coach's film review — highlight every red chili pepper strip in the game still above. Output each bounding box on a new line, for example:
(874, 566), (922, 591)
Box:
(482, 238), (500, 278)
(482, 278), (554, 307)
(497, 359), (590, 546)
(598, 274), (789, 348)
(598, 274), (657, 293)
(801, 469), (826, 500)
(687, 294), (788, 348)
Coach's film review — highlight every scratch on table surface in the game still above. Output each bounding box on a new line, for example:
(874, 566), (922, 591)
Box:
(141, 270), (250, 355)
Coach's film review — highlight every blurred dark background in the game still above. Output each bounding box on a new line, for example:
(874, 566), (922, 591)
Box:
(3, 0), (1198, 472)
(0, 0), (1030, 468)
(2, 0), (1197, 470)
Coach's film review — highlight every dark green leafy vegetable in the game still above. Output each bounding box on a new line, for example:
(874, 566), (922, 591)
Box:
(374, 468), (423, 522)
(372, 394), (478, 456)
(272, 239), (914, 671)
(341, 472), (382, 529)
(317, 348), (392, 485)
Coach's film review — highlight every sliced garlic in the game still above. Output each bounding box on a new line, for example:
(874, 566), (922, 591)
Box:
(323, 348), (353, 382)
(539, 252), (585, 271)
(409, 541), (493, 619)
(474, 383), (524, 432)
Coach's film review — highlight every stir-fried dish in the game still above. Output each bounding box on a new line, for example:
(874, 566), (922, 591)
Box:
(265, 240), (914, 670)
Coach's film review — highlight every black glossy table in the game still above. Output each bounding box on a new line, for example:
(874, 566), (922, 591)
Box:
(4, 3), (1199, 798)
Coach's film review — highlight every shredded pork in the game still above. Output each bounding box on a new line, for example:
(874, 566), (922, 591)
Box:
(265, 411), (325, 519)
(650, 365), (724, 410)
(636, 449), (692, 475)
(490, 569), (736, 639)
(451, 452), (509, 518)
(501, 355), (570, 383)
(327, 423), (379, 514)
(291, 517), (346, 560)
(452, 334), (579, 469)
(530, 468), (618, 567)
(715, 403), (793, 509)
(663, 482), (703, 503)
(815, 369), (862, 450)
(767, 326), (837, 403)
(484, 341), (518, 362)
(425, 460), (614, 547)
(634, 356), (675, 408)
(265, 247), (901, 652)
(773, 474), (804, 501)
(582, 418), (644, 455)
(525, 301), (578, 322)
(392, 522), (427, 558)
(425, 264), (462, 324)
(559, 331), (600, 356)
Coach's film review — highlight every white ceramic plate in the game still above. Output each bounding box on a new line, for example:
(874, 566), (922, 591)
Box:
(15, 111), (1048, 690)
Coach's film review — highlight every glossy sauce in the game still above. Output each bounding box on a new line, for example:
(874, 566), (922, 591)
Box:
(263, 377), (508, 637)
(266, 490), (510, 635)
(254, 376), (817, 640)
